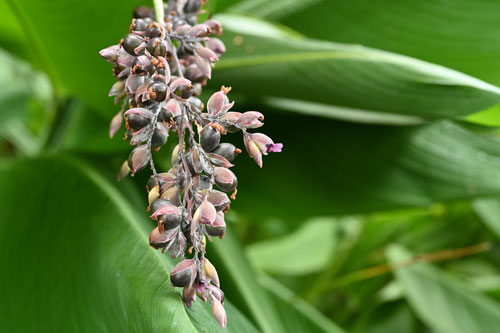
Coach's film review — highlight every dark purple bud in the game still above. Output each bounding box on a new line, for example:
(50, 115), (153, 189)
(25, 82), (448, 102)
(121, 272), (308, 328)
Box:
(185, 64), (204, 83)
(237, 111), (264, 129)
(200, 126), (221, 152)
(125, 109), (152, 130)
(207, 191), (230, 212)
(146, 37), (167, 57)
(206, 212), (226, 237)
(214, 167), (238, 192)
(145, 24), (162, 38)
(152, 128), (169, 147)
(150, 198), (172, 215)
(170, 259), (197, 287)
(100, 45), (120, 62)
(151, 203), (182, 221)
(184, 0), (202, 13)
(109, 110), (123, 138)
(193, 175), (212, 191)
(132, 17), (153, 32)
(212, 143), (240, 162)
(160, 208), (183, 229)
(122, 34), (143, 55)
(149, 227), (171, 249)
(125, 74), (146, 95)
(170, 78), (194, 100)
(148, 81), (168, 101)
(127, 145), (149, 175)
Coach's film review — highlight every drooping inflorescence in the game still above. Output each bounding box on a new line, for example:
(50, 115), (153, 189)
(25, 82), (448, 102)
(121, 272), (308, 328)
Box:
(100, 0), (282, 327)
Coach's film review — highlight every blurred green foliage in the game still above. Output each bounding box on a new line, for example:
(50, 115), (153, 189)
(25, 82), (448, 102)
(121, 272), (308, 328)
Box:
(2, 0), (500, 332)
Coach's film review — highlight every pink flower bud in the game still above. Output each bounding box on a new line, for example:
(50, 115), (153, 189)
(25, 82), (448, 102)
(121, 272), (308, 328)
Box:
(109, 110), (123, 138)
(250, 133), (283, 154)
(206, 38), (226, 55)
(195, 46), (219, 62)
(212, 296), (227, 328)
(150, 204), (182, 221)
(99, 45), (120, 62)
(193, 200), (217, 225)
(195, 54), (212, 79)
(237, 111), (264, 129)
(127, 145), (149, 175)
(214, 167), (238, 192)
(243, 134), (263, 167)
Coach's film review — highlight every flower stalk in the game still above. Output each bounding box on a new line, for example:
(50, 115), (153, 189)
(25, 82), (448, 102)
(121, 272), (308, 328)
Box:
(100, 0), (282, 327)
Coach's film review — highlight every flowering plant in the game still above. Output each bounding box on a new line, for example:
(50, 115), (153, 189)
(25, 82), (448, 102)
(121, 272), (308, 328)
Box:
(100, 0), (282, 327)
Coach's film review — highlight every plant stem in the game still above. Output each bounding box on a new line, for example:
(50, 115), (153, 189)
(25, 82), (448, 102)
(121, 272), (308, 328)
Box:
(327, 241), (492, 291)
(153, 0), (164, 24)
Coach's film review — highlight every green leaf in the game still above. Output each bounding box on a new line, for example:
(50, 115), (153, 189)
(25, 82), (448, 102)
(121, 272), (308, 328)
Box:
(5, 0), (144, 113)
(0, 155), (258, 332)
(213, 14), (500, 119)
(467, 104), (500, 127)
(225, 0), (500, 87)
(387, 245), (500, 333)
(233, 112), (500, 221)
(211, 235), (285, 333)
(246, 217), (342, 275)
(257, 274), (346, 333)
(473, 198), (500, 238)
(0, 48), (52, 134)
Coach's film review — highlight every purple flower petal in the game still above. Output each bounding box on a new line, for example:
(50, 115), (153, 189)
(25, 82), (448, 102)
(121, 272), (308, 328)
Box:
(267, 143), (283, 153)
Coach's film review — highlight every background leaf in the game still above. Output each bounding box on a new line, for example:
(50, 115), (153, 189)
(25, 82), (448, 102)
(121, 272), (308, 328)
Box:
(212, 14), (500, 119)
(387, 245), (500, 333)
(224, 0), (500, 87)
(0, 155), (258, 333)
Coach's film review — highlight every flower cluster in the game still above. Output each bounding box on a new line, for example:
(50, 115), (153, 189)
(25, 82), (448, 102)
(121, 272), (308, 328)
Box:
(100, 0), (282, 327)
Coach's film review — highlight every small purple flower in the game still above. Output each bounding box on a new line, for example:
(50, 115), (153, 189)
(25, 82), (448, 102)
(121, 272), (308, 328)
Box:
(267, 143), (283, 153)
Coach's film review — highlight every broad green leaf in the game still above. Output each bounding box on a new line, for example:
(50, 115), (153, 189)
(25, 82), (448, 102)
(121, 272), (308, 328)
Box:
(0, 155), (259, 333)
(387, 245), (500, 333)
(246, 217), (342, 275)
(213, 14), (500, 119)
(5, 0), (145, 113)
(211, 235), (285, 333)
(0, 48), (52, 134)
(473, 198), (500, 238)
(225, 0), (500, 87)
(467, 105), (500, 127)
(233, 112), (500, 221)
(257, 274), (346, 333)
